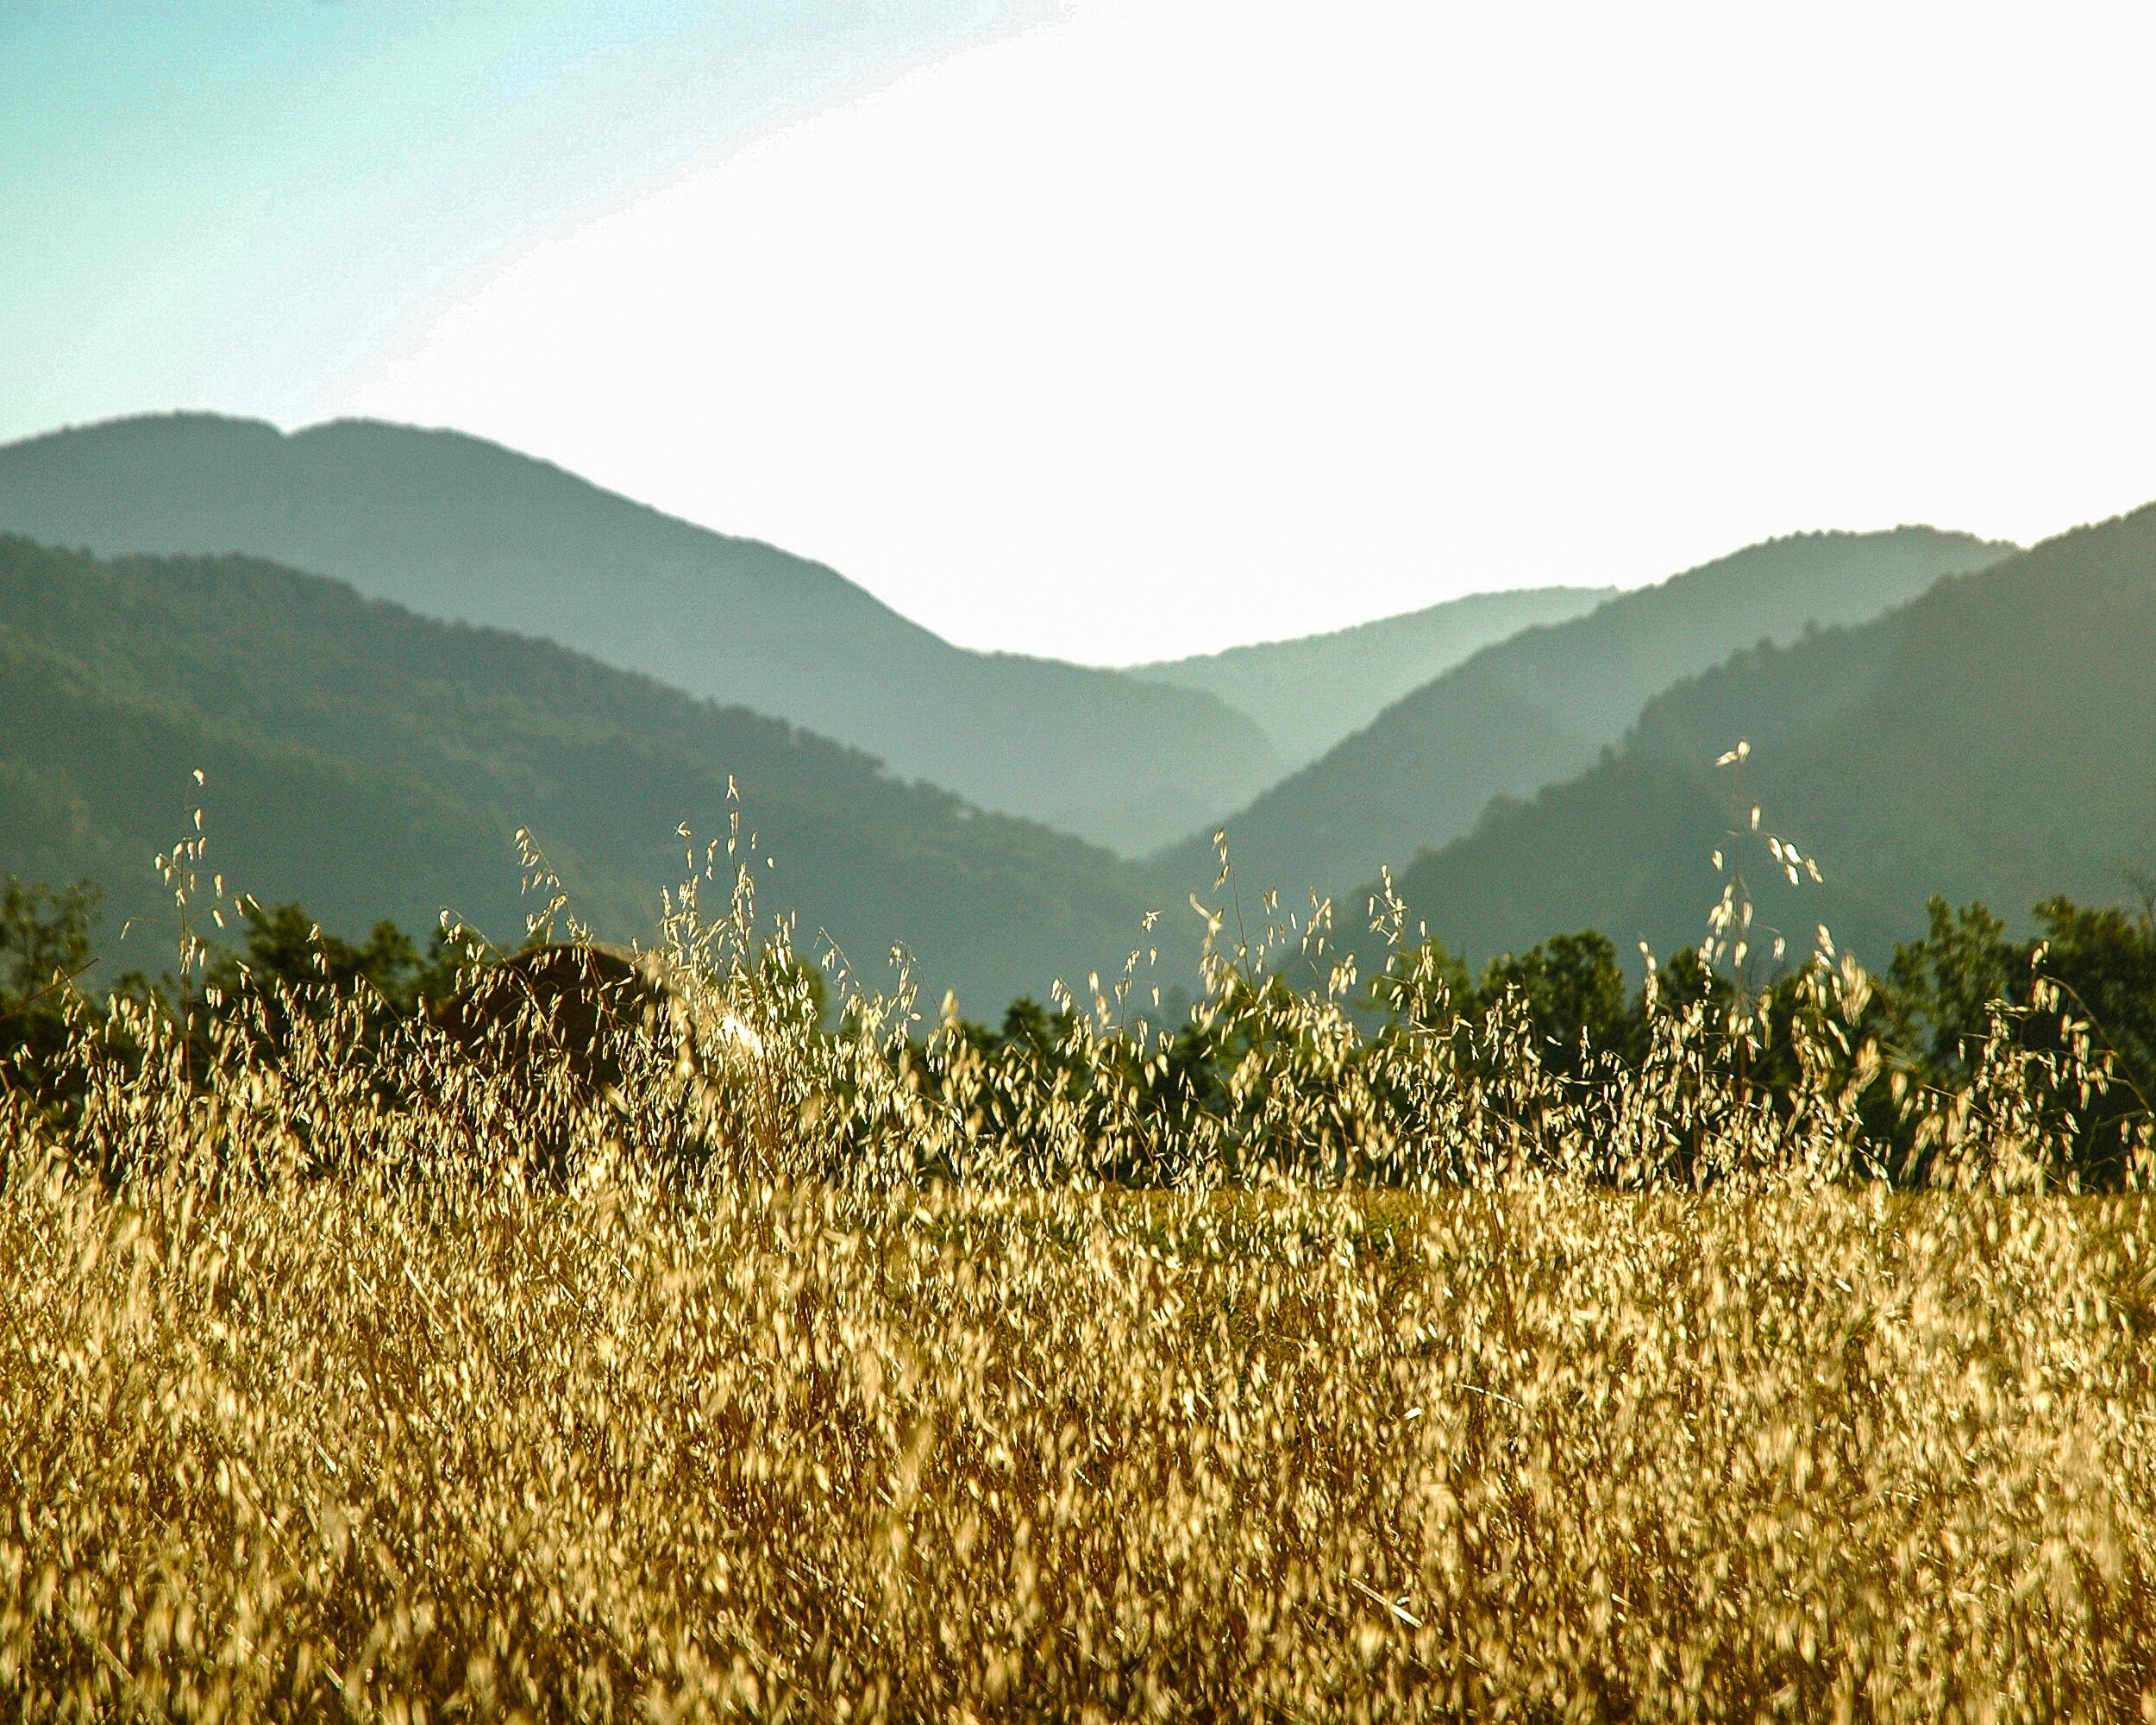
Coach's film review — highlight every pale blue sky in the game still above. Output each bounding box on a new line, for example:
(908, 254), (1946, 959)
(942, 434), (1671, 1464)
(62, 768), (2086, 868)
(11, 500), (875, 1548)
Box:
(1, 0), (1034, 434)
(9, 2), (2156, 661)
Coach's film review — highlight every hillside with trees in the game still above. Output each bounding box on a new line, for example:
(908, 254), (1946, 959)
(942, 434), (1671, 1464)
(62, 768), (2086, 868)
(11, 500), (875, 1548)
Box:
(1161, 527), (2014, 905)
(0, 414), (1278, 855)
(1373, 504), (2156, 970)
(0, 536), (1164, 1009)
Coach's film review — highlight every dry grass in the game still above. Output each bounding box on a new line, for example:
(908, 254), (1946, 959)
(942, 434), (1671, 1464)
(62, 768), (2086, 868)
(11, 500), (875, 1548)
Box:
(3, 847), (2155, 1721)
(4, 1163), (2153, 1721)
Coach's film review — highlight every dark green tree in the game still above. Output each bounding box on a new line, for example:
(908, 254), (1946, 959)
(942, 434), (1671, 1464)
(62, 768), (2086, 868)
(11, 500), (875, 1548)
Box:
(1475, 930), (1639, 1076)
(1, 876), (102, 1099)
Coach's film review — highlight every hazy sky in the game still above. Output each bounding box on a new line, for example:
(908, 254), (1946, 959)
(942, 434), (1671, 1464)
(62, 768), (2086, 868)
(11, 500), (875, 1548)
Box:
(9, 1), (2156, 662)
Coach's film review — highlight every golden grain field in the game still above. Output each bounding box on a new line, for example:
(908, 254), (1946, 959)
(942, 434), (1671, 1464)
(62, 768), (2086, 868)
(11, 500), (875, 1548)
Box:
(6, 1160), (2153, 1722)
(3, 877), (2154, 1721)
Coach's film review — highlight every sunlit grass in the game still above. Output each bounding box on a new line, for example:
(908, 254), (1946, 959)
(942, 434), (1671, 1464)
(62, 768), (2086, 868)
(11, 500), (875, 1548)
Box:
(4, 1163), (2153, 1721)
(3, 828), (2153, 1719)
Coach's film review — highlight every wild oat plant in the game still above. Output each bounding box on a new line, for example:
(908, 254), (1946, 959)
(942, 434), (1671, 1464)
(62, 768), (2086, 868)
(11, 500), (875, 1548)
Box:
(3, 812), (2154, 1722)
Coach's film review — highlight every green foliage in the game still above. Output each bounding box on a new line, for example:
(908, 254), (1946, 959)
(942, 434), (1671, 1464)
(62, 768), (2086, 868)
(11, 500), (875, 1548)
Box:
(0, 875), (101, 1095)
(1878, 893), (2156, 1183)
(1359, 891), (2156, 1191)
(204, 900), (432, 1012)
(953, 996), (1082, 1063)
(1474, 930), (1638, 1076)
(8, 824), (2155, 1207)
(174, 900), (486, 1076)
(10, 844), (2152, 1189)
(1885, 897), (2023, 1076)
(1888, 893), (2156, 1100)
(0, 875), (98, 1003)
(2028, 891), (2156, 1107)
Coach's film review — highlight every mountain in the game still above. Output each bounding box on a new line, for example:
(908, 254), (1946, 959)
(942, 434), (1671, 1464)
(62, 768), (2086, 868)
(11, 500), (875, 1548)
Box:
(0, 413), (1279, 856)
(1375, 504), (2156, 970)
(1163, 527), (2015, 903)
(0, 536), (1164, 1010)
(1125, 586), (1615, 770)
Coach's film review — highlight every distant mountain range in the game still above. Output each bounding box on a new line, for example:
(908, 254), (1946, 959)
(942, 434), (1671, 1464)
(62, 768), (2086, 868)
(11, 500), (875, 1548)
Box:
(0, 414), (1279, 856)
(1372, 504), (2156, 970)
(1163, 527), (2017, 905)
(1126, 586), (1614, 772)
(10, 406), (2142, 1008)
(0, 536), (1163, 1010)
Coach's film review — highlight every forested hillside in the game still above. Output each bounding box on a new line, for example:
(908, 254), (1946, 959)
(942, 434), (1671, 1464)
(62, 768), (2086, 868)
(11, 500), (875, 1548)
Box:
(1376, 504), (2156, 969)
(0, 536), (1163, 1007)
(0, 414), (1277, 854)
(1164, 527), (2014, 903)
(1127, 585), (1613, 769)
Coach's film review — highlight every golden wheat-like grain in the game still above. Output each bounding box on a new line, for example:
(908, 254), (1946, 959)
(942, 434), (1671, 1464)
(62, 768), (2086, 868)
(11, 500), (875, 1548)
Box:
(2, 857), (2152, 1721)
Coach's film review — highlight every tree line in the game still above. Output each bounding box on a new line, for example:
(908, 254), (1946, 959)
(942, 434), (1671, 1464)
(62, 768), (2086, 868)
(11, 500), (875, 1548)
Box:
(5, 873), (2153, 1189)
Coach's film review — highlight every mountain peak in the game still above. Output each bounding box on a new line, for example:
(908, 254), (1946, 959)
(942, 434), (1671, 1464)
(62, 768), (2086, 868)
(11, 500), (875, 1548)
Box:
(0, 411), (1280, 855)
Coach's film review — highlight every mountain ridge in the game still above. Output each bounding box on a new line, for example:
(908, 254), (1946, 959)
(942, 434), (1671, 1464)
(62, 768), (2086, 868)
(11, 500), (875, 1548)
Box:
(1370, 503), (2156, 971)
(0, 412), (1280, 856)
(1163, 525), (2017, 902)
(1126, 584), (1616, 769)
(0, 534), (1166, 1008)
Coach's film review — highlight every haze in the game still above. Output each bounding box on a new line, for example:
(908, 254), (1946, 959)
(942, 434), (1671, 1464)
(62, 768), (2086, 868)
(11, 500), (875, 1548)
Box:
(8, 0), (2154, 662)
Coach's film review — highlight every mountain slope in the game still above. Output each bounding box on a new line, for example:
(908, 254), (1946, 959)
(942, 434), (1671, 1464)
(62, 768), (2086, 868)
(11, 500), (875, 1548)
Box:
(0, 536), (1163, 1009)
(0, 413), (1279, 855)
(1166, 527), (2015, 901)
(1378, 504), (2156, 969)
(1126, 585), (1614, 770)
(0, 625), (539, 951)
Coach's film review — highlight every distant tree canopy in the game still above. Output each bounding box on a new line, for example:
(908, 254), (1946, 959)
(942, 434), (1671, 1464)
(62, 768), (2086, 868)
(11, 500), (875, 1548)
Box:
(1380, 894), (2153, 1080)
(1362, 886), (2156, 1187)
(6, 873), (2153, 1188)
(0, 876), (102, 1089)
(196, 898), (466, 1020)
(1882, 892), (2156, 1128)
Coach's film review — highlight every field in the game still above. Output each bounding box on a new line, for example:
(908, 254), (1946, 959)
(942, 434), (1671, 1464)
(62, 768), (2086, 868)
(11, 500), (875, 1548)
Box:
(4, 887), (2156, 1722)
(6, 1164), (2154, 1722)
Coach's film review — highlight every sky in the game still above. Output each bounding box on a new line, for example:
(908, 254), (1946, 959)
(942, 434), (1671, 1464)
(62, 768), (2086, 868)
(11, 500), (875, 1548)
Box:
(7, 1), (2156, 664)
